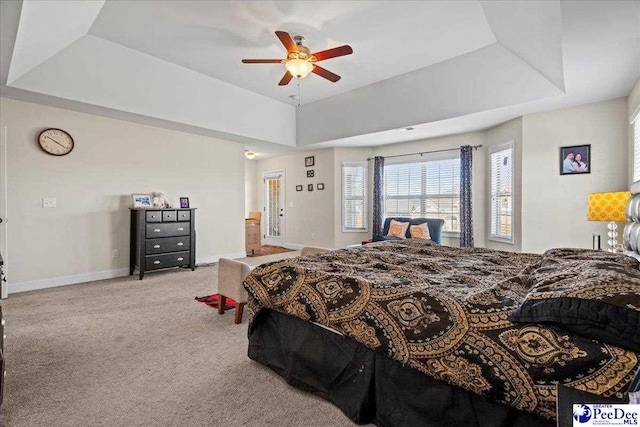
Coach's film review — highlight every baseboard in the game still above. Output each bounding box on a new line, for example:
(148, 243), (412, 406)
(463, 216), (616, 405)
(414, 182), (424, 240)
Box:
(9, 251), (248, 294)
(196, 252), (246, 264)
(283, 242), (332, 251)
(9, 268), (130, 294)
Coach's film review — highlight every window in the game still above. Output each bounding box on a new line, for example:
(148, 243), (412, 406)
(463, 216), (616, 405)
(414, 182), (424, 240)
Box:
(489, 142), (514, 242)
(633, 115), (640, 182)
(342, 162), (368, 232)
(384, 156), (461, 233)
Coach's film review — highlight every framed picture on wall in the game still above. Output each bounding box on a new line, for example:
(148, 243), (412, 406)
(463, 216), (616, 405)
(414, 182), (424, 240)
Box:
(296, 185), (303, 191)
(132, 194), (152, 208)
(305, 156), (315, 167)
(307, 170), (314, 178)
(308, 184), (314, 191)
(560, 144), (591, 175)
(317, 183), (324, 190)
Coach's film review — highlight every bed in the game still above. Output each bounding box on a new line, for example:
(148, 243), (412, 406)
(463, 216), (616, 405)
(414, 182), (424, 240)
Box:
(243, 241), (640, 426)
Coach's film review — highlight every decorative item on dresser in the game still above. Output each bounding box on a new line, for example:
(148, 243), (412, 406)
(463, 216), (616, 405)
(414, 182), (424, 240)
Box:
(129, 208), (196, 280)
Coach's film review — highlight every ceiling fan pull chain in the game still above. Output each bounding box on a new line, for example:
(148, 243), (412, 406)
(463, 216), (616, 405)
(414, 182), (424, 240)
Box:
(297, 78), (301, 107)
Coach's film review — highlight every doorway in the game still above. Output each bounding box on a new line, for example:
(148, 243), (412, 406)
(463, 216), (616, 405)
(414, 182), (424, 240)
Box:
(263, 171), (285, 246)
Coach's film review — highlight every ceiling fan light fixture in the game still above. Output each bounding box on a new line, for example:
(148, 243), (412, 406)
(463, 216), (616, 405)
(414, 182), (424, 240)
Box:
(285, 58), (313, 79)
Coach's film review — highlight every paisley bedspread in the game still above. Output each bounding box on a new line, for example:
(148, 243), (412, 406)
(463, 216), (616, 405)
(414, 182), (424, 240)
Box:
(243, 241), (639, 420)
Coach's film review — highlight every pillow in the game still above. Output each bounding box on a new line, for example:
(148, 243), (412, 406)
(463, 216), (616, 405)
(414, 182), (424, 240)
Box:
(510, 257), (640, 352)
(387, 220), (410, 239)
(409, 223), (431, 240)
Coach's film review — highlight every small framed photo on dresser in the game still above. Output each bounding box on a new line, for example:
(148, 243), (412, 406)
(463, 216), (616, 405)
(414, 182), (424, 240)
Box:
(132, 194), (152, 208)
(179, 197), (190, 208)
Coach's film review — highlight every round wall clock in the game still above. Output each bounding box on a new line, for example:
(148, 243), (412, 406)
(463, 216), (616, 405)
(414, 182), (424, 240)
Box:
(37, 128), (74, 156)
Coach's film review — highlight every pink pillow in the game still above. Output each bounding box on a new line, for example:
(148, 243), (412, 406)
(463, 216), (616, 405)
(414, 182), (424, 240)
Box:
(387, 220), (410, 239)
(410, 223), (431, 240)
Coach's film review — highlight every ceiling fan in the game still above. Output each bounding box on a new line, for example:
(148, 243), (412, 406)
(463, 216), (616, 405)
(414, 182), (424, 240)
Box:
(242, 31), (353, 86)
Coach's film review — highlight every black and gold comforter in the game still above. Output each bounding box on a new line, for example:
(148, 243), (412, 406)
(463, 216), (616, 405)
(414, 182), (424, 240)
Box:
(243, 241), (639, 420)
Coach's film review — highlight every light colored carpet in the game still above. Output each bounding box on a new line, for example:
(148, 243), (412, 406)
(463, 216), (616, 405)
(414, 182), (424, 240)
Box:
(2, 252), (363, 427)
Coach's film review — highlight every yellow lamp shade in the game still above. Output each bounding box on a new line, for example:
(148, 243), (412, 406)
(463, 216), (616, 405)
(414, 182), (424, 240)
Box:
(587, 191), (630, 222)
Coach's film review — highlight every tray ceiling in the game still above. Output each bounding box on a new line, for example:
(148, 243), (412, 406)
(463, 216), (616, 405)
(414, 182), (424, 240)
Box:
(1, 0), (638, 155)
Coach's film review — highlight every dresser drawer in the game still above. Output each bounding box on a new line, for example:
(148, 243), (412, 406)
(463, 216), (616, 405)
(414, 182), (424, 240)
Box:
(162, 210), (177, 222)
(145, 251), (190, 271)
(146, 222), (189, 238)
(177, 210), (191, 222)
(145, 236), (190, 254)
(146, 210), (162, 223)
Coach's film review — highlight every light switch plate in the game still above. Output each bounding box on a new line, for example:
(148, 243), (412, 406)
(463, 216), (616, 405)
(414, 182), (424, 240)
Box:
(42, 197), (56, 208)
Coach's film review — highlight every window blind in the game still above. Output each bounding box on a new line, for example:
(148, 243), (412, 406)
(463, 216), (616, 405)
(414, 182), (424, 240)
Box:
(384, 157), (461, 232)
(634, 119), (640, 182)
(342, 163), (367, 231)
(490, 144), (513, 241)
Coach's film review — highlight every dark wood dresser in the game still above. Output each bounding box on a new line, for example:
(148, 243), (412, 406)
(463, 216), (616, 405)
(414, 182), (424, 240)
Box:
(129, 208), (196, 280)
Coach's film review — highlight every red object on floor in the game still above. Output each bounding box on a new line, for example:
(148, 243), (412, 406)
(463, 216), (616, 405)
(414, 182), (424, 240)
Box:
(195, 293), (237, 310)
(361, 239), (374, 245)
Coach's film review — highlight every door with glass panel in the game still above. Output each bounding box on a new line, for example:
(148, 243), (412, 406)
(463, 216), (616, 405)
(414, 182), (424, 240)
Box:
(263, 171), (285, 246)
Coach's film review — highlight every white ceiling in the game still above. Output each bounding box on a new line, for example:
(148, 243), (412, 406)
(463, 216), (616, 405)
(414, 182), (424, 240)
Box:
(1, 0), (639, 157)
(89, 1), (497, 105)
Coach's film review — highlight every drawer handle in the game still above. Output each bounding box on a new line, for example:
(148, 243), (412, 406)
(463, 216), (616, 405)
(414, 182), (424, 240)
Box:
(177, 257), (184, 261)
(178, 227), (184, 231)
(177, 242), (184, 246)
(151, 215), (156, 218)
(167, 215), (172, 218)
(153, 260), (161, 265)
(153, 228), (161, 232)
(153, 244), (161, 249)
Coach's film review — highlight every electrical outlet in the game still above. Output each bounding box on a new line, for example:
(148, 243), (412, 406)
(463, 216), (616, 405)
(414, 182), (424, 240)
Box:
(42, 197), (56, 208)
(112, 249), (120, 259)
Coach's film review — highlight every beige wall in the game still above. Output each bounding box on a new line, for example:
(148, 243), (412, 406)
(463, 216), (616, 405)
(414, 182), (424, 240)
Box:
(483, 118), (523, 252)
(254, 149), (335, 249)
(0, 98), (246, 292)
(521, 98), (629, 253)
(244, 159), (258, 216)
(629, 77), (640, 185)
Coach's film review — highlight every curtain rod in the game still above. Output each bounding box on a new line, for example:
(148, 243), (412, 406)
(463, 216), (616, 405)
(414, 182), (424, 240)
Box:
(366, 144), (483, 161)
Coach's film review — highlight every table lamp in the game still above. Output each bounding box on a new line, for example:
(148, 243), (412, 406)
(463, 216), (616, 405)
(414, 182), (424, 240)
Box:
(587, 191), (631, 252)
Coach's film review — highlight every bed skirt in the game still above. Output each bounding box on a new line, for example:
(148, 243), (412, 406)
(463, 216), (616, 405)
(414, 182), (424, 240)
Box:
(248, 309), (553, 427)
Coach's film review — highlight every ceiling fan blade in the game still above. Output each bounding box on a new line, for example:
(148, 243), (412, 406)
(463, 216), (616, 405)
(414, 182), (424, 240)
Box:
(312, 65), (340, 82)
(278, 71), (293, 86)
(312, 45), (353, 62)
(275, 31), (298, 53)
(242, 59), (283, 63)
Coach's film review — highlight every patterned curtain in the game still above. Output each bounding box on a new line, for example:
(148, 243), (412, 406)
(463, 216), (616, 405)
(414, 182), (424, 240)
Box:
(460, 146), (474, 247)
(372, 156), (385, 237)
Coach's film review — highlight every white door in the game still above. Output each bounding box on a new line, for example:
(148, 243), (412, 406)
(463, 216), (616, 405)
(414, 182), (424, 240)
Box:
(263, 171), (285, 246)
(0, 126), (8, 298)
